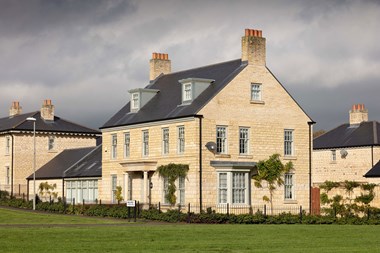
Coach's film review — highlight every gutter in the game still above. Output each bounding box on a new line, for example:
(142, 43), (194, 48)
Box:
(308, 121), (316, 213)
(195, 115), (203, 212)
(10, 134), (14, 196)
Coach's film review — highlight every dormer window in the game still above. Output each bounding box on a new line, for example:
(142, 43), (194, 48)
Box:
(128, 88), (159, 113)
(183, 83), (192, 102)
(131, 93), (139, 110)
(179, 78), (215, 105)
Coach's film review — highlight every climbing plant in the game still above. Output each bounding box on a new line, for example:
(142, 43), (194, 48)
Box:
(38, 182), (58, 200)
(252, 154), (293, 213)
(157, 163), (189, 205)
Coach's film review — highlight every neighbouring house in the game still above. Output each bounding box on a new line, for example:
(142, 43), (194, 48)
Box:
(100, 28), (313, 212)
(0, 100), (101, 197)
(26, 145), (102, 203)
(313, 104), (380, 207)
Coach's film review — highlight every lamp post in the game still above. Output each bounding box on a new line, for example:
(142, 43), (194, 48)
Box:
(26, 117), (36, 210)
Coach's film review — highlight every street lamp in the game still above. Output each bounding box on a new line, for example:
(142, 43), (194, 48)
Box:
(26, 117), (36, 210)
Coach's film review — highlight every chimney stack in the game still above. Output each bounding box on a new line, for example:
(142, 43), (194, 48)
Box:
(9, 101), (22, 117)
(349, 104), (368, 125)
(149, 52), (171, 81)
(241, 28), (266, 66)
(41, 99), (55, 121)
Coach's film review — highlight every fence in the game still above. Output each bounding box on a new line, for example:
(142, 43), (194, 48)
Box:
(0, 184), (28, 197)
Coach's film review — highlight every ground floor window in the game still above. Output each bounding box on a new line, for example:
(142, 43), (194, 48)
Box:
(218, 171), (249, 205)
(66, 179), (98, 203)
(284, 173), (294, 200)
(163, 176), (185, 205)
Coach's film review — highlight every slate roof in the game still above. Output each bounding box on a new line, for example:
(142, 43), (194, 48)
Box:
(101, 59), (247, 128)
(27, 145), (102, 180)
(0, 111), (100, 135)
(313, 121), (380, 150)
(364, 161), (380, 178)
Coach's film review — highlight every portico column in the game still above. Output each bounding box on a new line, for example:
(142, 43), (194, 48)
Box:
(123, 172), (129, 201)
(143, 171), (148, 205)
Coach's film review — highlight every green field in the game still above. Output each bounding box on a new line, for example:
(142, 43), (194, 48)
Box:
(0, 207), (379, 253)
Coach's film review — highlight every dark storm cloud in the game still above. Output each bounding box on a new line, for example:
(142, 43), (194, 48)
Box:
(0, 0), (379, 131)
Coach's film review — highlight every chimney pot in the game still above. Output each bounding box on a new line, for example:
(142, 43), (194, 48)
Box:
(350, 103), (368, 125)
(41, 99), (54, 121)
(242, 28), (266, 65)
(9, 101), (22, 117)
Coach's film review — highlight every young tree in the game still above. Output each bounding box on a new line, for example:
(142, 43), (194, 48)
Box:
(252, 154), (293, 213)
(114, 186), (124, 204)
(38, 182), (58, 201)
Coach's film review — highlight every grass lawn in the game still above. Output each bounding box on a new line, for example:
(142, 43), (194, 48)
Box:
(0, 207), (379, 253)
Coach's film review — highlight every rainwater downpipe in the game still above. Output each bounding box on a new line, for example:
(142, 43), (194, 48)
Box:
(308, 121), (316, 212)
(195, 115), (204, 212)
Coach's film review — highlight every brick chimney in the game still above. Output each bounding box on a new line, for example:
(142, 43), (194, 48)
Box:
(9, 101), (22, 117)
(241, 28), (266, 66)
(149, 52), (171, 81)
(349, 104), (368, 125)
(41, 99), (55, 121)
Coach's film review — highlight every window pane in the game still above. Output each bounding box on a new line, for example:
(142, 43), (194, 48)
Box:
(48, 136), (55, 150)
(143, 130), (149, 156)
(218, 173), (228, 204)
(124, 132), (130, 158)
(284, 174), (294, 200)
(179, 177), (185, 205)
(284, 130), (293, 156)
(239, 128), (249, 155)
(178, 126), (185, 153)
(216, 126), (227, 154)
(232, 173), (246, 204)
(163, 177), (169, 204)
(111, 135), (117, 159)
(251, 84), (261, 100)
(162, 128), (169, 155)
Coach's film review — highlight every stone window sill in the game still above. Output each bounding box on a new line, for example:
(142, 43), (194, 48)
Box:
(238, 155), (253, 159)
(283, 156), (297, 160)
(215, 154), (231, 158)
(284, 200), (297, 204)
(250, 100), (265, 105)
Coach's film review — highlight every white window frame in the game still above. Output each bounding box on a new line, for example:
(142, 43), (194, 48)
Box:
(251, 83), (262, 101)
(162, 128), (169, 155)
(216, 126), (228, 154)
(284, 129), (294, 156)
(124, 132), (130, 158)
(65, 179), (98, 204)
(111, 134), (117, 159)
(217, 171), (250, 205)
(331, 150), (336, 161)
(5, 136), (10, 155)
(142, 130), (149, 157)
(162, 176), (185, 205)
(183, 83), (192, 102)
(111, 175), (117, 203)
(239, 127), (250, 155)
(284, 173), (294, 200)
(131, 93), (139, 110)
(48, 135), (55, 151)
(177, 126), (185, 154)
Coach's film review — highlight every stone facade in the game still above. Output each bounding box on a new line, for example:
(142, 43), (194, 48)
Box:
(101, 28), (312, 211)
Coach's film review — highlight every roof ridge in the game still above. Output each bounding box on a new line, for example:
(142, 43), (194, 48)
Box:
(159, 58), (241, 78)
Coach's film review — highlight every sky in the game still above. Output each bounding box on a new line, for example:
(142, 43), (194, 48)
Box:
(0, 0), (379, 131)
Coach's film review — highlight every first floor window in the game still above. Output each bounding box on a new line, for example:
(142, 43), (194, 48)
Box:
(216, 126), (227, 154)
(284, 173), (294, 200)
(239, 127), (249, 155)
(5, 136), (10, 155)
(177, 126), (185, 154)
(124, 132), (130, 158)
(284, 129), (294, 156)
(331, 150), (336, 161)
(48, 135), (55, 151)
(218, 171), (249, 204)
(162, 128), (169, 155)
(142, 130), (149, 156)
(111, 134), (117, 159)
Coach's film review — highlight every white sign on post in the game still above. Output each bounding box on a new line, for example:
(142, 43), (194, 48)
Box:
(126, 200), (136, 207)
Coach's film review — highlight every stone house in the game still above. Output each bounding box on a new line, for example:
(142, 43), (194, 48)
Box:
(313, 104), (380, 207)
(100, 29), (313, 212)
(26, 145), (101, 203)
(0, 100), (100, 197)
